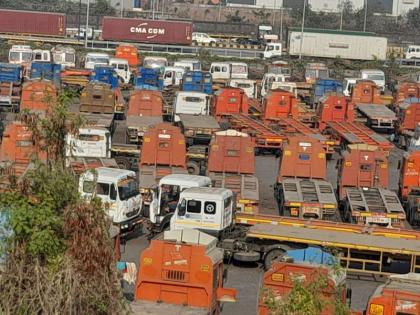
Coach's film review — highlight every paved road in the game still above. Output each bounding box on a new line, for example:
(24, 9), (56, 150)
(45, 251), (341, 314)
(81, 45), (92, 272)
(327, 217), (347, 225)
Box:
(121, 153), (400, 314)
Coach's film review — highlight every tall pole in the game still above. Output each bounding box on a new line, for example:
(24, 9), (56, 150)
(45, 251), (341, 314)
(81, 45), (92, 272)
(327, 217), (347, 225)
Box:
(218, 1), (222, 22)
(340, 0), (343, 30)
(272, 0), (276, 26)
(395, 0), (399, 23)
(121, 0), (124, 18)
(280, 7), (283, 43)
(77, 0), (81, 41)
(299, 0), (307, 60)
(85, 0), (90, 48)
(152, 0), (155, 19)
(363, 0), (367, 32)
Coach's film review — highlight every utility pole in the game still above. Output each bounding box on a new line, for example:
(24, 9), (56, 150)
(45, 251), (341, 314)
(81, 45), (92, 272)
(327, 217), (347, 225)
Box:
(340, 0), (343, 30)
(280, 7), (283, 43)
(363, 0), (367, 32)
(272, 0), (276, 26)
(77, 0), (81, 41)
(121, 0), (124, 18)
(299, 0), (307, 60)
(152, 0), (155, 19)
(85, 0), (90, 48)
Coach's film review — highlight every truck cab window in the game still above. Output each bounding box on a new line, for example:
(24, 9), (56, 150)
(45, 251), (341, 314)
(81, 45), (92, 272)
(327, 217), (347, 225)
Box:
(204, 201), (216, 215)
(110, 184), (117, 201)
(160, 184), (180, 213)
(187, 200), (201, 213)
(83, 180), (95, 193)
(96, 182), (110, 196)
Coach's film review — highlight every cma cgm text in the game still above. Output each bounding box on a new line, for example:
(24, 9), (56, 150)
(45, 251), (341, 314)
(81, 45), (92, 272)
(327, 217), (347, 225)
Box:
(130, 27), (165, 35)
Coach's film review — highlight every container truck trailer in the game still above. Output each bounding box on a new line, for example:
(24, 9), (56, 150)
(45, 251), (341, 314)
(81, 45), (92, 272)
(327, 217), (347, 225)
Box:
(288, 28), (387, 60)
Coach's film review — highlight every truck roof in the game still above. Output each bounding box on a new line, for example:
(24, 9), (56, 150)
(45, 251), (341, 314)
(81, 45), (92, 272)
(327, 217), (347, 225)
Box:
(82, 167), (135, 182)
(182, 187), (233, 198)
(178, 114), (220, 129)
(176, 91), (208, 98)
(159, 174), (211, 187)
(78, 127), (109, 135)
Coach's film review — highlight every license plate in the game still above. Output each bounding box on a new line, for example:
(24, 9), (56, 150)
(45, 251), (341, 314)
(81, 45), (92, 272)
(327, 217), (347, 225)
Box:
(369, 216), (390, 224)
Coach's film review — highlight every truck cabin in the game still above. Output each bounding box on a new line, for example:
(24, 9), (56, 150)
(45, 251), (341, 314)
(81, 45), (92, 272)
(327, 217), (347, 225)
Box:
(84, 53), (110, 70)
(65, 127), (111, 160)
(134, 67), (163, 90)
(8, 45), (32, 66)
(405, 45), (420, 59)
(128, 90), (163, 117)
(163, 66), (185, 87)
(350, 80), (382, 105)
(227, 79), (257, 98)
(400, 150), (420, 201)
(212, 87), (249, 117)
(20, 80), (57, 113)
(170, 187), (234, 235)
(91, 65), (119, 89)
(263, 42), (282, 59)
(181, 71), (213, 95)
(365, 273), (420, 315)
(115, 45), (139, 69)
(173, 91), (209, 122)
(143, 56), (168, 70)
(32, 49), (51, 63)
(317, 95), (354, 131)
(258, 25), (278, 42)
(210, 62), (248, 80)
(272, 82), (299, 98)
(360, 69), (385, 92)
(151, 174), (212, 221)
(51, 46), (76, 68)
(314, 79), (343, 103)
(338, 144), (388, 201)
(79, 82), (115, 116)
(261, 73), (287, 98)
(109, 58), (131, 85)
(262, 90), (299, 123)
(395, 82), (420, 105)
(304, 63), (329, 84)
(398, 98), (420, 131)
(265, 61), (291, 78)
(173, 59), (201, 71)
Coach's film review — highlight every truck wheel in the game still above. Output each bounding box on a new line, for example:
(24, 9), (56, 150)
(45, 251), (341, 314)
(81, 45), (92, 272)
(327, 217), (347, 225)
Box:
(233, 251), (260, 263)
(187, 162), (200, 175)
(264, 249), (285, 270)
(115, 158), (130, 170)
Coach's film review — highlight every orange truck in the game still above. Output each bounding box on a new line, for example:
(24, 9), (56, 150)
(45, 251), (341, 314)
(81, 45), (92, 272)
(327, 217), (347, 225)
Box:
(350, 80), (382, 105)
(138, 123), (188, 198)
(275, 136), (338, 220)
(132, 229), (236, 315)
(397, 98), (420, 148)
(316, 95), (354, 131)
(261, 90), (299, 125)
(399, 150), (420, 226)
(364, 273), (420, 315)
(338, 143), (406, 227)
(115, 44), (139, 72)
(394, 81), (420, 106)
(258, 261), (348, 315)
(207, 129), (259, 213)
(20, 80), (57, 113)
(126, 90), (163, 144)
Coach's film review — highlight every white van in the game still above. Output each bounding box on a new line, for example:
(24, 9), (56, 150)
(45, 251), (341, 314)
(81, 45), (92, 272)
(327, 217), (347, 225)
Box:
(263, 42), (282, 59)
(174, 59), (201, 71)
(210, 62), (248, 80)
(84, 52), (110, 70)
(8, 45), (32, 65)
(173, 91), (209, 122)
(227, 79), (257, 98)
(163, 66), (185, 87)
(110, 58), (132, 84)
(406, 45), (420, 59)
(360, 69), (385, 92)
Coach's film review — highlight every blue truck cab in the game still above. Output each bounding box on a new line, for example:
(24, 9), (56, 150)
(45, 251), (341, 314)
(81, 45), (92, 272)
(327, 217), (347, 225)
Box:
(30, 62), (61, 86)
(314, 79), (343, 104)
(134, 67), (164, 90)
(181, 71), (213, 95)
(0, 63), (22, 83)
(0, 63), (23, 107)
(91, 65), (119, 89)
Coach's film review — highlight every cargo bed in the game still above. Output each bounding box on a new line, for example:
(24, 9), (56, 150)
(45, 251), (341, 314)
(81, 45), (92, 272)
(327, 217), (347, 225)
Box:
(131, 300), (208, 315)
(356, 104), (397, 130)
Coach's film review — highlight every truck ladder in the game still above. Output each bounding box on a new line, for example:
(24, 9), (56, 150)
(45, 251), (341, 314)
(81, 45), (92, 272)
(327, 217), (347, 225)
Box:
(327, 121), (393, 151)
(230, 113), (284, 149)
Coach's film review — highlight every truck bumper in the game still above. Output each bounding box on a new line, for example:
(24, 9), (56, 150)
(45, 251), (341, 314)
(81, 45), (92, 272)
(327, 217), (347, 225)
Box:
(119, 214), (144, 237)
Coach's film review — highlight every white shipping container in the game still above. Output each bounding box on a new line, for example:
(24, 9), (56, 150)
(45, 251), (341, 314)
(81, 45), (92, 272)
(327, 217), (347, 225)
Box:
(288, 30), (387, 60)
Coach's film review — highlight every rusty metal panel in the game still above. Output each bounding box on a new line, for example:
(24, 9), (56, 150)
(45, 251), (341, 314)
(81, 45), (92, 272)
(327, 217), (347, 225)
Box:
(128, 90), (163, 117)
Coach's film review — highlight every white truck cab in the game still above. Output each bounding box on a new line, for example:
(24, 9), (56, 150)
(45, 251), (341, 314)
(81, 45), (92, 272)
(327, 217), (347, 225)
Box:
(271, 82), (299, 98)
(360, 69), (386, 92)
(174, 59), (201, 71)
(228, 79), (257, 98)
(343, 77), (359, 97)
(406, 45), (420, 59)
(51, 46), (76, 68)
(65, 127), (111, 160)
(163, 66), (185, 87)
(84, 52), (110, 70)
(148, 174), (212, 234)
(32, 49), (51, 63)
(210, 62), (248, 80)
(261, 73), (287, 98)
(110, 57), (132, 84)
(8, 45), (32, 65)
(79, 167), (143, 234)
(173, 91), (210, 122)
(143, 56), (168, 70)
(170, 187), (234, 235)
(263, 42), (282, 59)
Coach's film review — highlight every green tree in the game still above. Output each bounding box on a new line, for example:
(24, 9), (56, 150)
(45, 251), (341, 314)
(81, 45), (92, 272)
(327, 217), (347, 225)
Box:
(92, 0), (116, 16)
(406, 7), (420, 29)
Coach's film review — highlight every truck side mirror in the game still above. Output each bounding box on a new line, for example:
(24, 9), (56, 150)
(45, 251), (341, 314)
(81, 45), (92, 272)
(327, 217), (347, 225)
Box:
(223, 269), (228, 284)
(178, 199), (186, 216)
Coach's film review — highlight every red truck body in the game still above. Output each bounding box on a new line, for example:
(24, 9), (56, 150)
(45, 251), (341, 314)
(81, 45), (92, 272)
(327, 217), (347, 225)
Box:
(20, 80), (57, 112)
(400, 150), (420, 226)
(0, 9), (65, 37)
(350, 80), (382, 105)
(262, 90), (299, 123)
(317, 95), (354, 131)
(259, 262), (346, 315)
(115, 44), (140, 69)
(139, 123), (187, 190)
(128, 90), (163, 117)
(212, 87), (249, 117)
(207, 130), (259, 213)
(102, 17), (192, 45)
(398, 100), (420, 132)
(338, 144), (388, 200)
(395, 82), (420, 105)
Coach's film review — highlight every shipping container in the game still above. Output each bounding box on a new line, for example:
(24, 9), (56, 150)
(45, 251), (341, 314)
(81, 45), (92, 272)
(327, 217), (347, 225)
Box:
(288, 28), (387, 60)
(102, 17), (192, 45)
(0, 9), (65, 37)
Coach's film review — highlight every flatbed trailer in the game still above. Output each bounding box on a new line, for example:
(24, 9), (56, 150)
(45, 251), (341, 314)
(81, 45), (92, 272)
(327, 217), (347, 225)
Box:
(356, 104), (397, 132)
(326, 121), (393, 152)
(178, 114), (220, 146)
(342, 187), (406, 228)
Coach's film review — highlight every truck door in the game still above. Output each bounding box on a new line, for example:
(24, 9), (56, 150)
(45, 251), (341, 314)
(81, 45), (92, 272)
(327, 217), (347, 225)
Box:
(174, 198), (203, 229)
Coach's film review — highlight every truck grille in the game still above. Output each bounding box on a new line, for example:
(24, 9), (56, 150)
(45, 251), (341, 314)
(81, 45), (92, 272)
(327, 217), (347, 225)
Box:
(165, 270), (186, 282)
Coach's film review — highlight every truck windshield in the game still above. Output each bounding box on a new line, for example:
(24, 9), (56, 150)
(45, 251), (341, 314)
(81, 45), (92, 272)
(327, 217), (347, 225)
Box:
(117, 177), (139, 201)
(144, 59), (166, 68)
(159, 184), (180, 213)
(231, 65), (247, 74)
(65, 53), (76, 63)
(87, 57), (109, 64)
(318, 70), (329, 79)
(367, 74), (384, 81)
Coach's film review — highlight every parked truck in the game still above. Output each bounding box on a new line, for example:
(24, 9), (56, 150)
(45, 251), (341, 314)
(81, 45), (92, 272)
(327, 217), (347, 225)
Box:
(275, 136), (338, 221)
(115, 44), (140, 72)
(51, 46), (76, 69)
(288, 28), (387, 60)
(20, 80), (57, 113)
(313, 79), (343, 105)
(134, 67), (163, 90)
(210, 62), (248, 82)
(399, 150), (420, 226)
(394, 81), (420, 106)
(173, 91), (210, 122)
(397, 98), (420, 148)
(316, 95), (354, 131)
(181, 71), (213, 95)
(138, 123), (188, 199)
(30, 62), (61, 86)
(350, 80), (382, 105)
(131, 229), (236, 314)
(261, 90), (299, 125)
(0, 63), (22, 110)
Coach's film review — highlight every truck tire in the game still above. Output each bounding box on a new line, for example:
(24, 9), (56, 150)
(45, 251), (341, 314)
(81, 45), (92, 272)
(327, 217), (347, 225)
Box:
(115, 157), (131, 170)
(264, 249), (285, 270)
(233, 251), (260, 263)
(187, 161), (200, 175)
